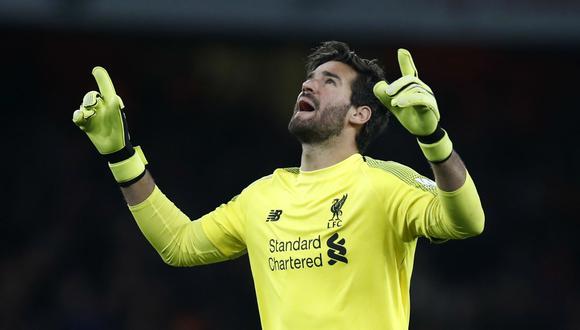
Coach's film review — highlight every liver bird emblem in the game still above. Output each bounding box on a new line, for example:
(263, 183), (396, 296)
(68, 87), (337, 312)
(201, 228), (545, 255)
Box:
(329, 194), (348, 221)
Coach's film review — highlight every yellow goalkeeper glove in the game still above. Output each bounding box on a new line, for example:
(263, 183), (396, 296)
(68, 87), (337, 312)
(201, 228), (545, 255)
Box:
(72, 67), (147, 185)
(373, 49), (453, 163)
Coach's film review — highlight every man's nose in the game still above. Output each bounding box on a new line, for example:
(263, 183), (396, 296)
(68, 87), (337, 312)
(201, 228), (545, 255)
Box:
(302, 79), (316, 93)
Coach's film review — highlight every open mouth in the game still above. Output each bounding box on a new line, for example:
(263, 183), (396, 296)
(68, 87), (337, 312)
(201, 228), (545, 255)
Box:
(298, 98), (316, 112)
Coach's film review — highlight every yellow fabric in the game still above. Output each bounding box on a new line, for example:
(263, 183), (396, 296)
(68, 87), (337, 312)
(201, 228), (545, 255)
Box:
(129, 187), (230, 266)
(197, 154), (484, 330)
(127, 154), (484, 329)
(431, 172), (485, 239)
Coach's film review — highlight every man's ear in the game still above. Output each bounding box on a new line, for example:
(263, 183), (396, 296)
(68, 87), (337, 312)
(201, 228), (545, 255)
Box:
(349, 105), (372, 125)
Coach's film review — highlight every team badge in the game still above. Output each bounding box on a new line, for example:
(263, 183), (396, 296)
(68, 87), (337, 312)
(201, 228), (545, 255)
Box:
(327, 194), (347, 228)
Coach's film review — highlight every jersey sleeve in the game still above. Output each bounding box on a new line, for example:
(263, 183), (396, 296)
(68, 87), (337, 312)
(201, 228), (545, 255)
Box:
(129, 186), (247, 267)
(425, 171), (485, 239)
(199, 193), (248, 258)
(366, 158), (484, 242)
(391, 170), (484, 242)
(394, 181), (448, 242)
(379, 164), (445, 242)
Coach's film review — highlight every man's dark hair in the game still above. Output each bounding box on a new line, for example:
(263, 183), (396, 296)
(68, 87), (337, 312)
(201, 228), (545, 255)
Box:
(305, 41), (390, 152)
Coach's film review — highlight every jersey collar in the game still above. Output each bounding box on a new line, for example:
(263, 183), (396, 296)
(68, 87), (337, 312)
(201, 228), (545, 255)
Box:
(296, 153), (363, 184)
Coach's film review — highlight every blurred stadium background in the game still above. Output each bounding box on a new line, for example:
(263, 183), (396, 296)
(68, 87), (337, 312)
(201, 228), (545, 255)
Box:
(1, 0), (580, 329)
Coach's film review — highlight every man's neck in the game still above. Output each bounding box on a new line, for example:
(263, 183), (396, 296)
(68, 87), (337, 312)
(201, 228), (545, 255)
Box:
(299, 136), (359, 171)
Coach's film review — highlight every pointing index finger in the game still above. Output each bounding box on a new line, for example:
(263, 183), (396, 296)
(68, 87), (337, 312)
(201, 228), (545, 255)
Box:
(373, 80), (391, 104)
(397, 49), (418, 77)
(91, 66), (117, 100)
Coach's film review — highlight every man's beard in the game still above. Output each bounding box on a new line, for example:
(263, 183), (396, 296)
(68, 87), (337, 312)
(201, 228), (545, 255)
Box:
(288, 103), (351, 144)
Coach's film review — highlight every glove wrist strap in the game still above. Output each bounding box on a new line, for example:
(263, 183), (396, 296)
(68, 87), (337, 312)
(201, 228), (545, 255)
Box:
(104, 144), (135, 164)
(108, 146), (148, 185)
(417, 128), (453, 163)
(416, 125), (445, 143)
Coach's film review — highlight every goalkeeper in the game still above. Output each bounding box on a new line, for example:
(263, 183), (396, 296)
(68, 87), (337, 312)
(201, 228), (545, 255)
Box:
(73, 41), (484, 330)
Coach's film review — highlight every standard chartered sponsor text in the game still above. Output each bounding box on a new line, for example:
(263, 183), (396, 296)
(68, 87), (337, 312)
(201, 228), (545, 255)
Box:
(269, 235), (321, 252)
(268, 235), (323, 271)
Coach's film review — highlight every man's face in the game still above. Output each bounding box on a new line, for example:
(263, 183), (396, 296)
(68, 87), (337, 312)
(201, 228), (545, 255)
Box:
(288, 61), (357, 144)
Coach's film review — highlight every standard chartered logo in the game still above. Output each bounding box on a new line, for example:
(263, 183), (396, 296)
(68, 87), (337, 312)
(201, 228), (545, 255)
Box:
(267, 233), (348, 271)
(326, 232), (348, 265)
(268, 236), (323, 271)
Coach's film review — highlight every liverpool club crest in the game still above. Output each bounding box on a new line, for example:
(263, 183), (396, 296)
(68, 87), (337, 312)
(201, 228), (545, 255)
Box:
(327, 194), (347, 228)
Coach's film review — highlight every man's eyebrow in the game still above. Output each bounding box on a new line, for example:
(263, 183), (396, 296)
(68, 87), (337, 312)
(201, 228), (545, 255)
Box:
(321, 71), (342, 82)
(306, 70), (342, 82)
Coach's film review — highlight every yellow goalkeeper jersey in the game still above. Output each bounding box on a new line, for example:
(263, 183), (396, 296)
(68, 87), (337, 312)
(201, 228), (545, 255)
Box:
(199, 153), (448, 330)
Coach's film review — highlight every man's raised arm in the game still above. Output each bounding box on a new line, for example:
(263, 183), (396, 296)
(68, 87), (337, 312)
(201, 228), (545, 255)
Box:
(72, 67), (230, 265)
(374, 49), (484, 239)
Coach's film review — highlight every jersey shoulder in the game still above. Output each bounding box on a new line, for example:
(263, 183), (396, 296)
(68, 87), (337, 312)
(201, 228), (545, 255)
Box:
(363, 156), (437, 194)
(242, 172), (275, 193)
(229, 172), (275, 203)
(278, 166), (300, 175)
(238, 164), (299, 195)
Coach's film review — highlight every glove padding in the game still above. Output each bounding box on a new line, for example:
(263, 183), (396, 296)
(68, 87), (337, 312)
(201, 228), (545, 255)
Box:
(73, 67), (147, 185)
(373, 49), (439, 137)
(73, 67), (131, 157)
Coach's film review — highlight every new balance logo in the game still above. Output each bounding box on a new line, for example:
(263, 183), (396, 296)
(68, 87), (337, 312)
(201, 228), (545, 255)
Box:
(326, 232), (348, 265)
(266, 209), (283, 222)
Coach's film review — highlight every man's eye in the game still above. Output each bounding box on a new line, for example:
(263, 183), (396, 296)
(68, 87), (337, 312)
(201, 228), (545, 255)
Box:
(325, 79), (336, 85)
